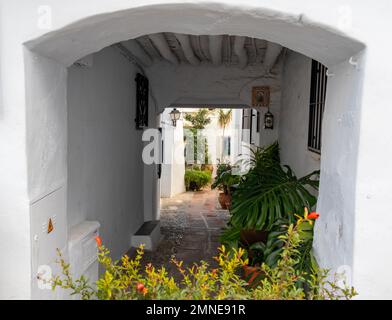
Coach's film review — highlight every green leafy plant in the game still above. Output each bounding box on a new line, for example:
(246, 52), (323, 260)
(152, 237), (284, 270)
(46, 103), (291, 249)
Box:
(217, 109), (232, 161)
(229, 142), (319, 231)
(184, 169), (211, 191)
(248, 209), (318, 274)
(184, 109), (212, 129)
(52, 218), (356, 300)
(211, 163), (241, 195)
(217, 109), (232, 136)
(244, 141), (280, 169)
(184, 109), (212, 165)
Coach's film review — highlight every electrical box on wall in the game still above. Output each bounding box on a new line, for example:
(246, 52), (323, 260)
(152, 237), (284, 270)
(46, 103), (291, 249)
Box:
(31, 187), (67, 299)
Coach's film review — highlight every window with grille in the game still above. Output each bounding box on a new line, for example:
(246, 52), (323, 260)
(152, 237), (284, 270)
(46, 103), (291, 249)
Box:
(242, 108), (256, 145)
(308, 60), (328, 154)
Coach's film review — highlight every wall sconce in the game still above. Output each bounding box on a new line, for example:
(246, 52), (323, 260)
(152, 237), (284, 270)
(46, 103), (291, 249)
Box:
(169, 108), (181, 127)
(264, 109), (274, 130)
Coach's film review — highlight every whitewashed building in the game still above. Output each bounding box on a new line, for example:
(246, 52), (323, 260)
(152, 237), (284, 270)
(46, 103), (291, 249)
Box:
(160, 108), (186, 198)
(0, 0), (391, 299)
(160, 107), (243, 198)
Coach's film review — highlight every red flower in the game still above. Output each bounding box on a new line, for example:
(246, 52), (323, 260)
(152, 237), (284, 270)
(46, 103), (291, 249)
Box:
(136, 283), (145, 292)
(95, 235), (102, 247)
(308, 212), (320, 220)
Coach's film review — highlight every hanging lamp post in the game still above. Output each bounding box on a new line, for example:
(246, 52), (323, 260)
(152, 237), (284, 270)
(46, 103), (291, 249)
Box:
(169, 108), (181, 127)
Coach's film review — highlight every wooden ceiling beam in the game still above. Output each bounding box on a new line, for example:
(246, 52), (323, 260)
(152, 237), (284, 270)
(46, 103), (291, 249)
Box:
(233, 36), (248, 68)
(263, 42), (283, 73)
(208, 35), (223, 66)
(120, 39), (153, 67)
(148, 33), (179, 65)
(175, 34), (200, 66)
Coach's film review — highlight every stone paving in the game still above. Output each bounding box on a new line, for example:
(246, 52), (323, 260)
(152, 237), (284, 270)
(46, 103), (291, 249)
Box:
(133, 189), (230, 277)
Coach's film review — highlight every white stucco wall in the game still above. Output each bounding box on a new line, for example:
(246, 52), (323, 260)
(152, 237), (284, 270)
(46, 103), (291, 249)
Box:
(149, 62), (283, 165)
(160, 109), (186, 198)
(314, 52), (365, 292)
(2, 0), (392, 299)
(278, 49), (363, 295)
(67, 47), (145, 260)
(24, 51), (69, 300)
(148, 62), (282, 117)
(279, 50), (321, 177)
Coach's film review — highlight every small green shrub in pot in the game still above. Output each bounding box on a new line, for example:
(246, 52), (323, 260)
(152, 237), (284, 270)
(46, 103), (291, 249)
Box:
(184, 169), (211, 191)
(211, 163), (241, 209)
(211, 163), (241, 195)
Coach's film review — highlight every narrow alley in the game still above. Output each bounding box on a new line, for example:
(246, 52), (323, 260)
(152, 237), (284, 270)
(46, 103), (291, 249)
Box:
(133, 189), (229, 275)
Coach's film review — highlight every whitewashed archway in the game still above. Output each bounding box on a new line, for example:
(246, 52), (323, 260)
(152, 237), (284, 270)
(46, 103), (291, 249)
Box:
(2, 0), (373, 299)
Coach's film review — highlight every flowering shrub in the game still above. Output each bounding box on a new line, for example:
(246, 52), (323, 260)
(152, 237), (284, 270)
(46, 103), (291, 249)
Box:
(52, 218), (356, 300)
(248, 208), (320, 272)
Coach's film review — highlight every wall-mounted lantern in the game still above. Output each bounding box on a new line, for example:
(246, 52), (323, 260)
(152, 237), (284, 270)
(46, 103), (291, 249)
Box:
(264, 109), (274, 130)
(169, 108), (181, 127)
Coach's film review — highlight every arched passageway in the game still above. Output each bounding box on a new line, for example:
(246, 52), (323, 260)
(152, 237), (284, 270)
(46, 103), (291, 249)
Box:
(2, 1), (372, 299)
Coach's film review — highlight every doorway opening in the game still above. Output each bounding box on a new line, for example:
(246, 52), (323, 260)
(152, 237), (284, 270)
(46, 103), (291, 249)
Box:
(22, 3), (365, 299)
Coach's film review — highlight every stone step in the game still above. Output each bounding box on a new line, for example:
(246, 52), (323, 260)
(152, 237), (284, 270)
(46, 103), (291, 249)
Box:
(131, 220), (162, 251)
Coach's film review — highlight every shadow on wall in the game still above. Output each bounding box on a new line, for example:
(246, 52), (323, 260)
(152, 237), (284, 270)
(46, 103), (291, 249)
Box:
(0, 24), (3, 120)
(67, 47), (145, 261)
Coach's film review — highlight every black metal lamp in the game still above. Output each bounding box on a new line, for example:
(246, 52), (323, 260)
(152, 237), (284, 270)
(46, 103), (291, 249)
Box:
(169, 108), (181, 127)
(264, 109), (274, 130)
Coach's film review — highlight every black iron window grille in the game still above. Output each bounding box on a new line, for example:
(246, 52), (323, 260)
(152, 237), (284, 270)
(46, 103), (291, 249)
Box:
(308, 60), (328, 154)
(135, 73), (149, 130)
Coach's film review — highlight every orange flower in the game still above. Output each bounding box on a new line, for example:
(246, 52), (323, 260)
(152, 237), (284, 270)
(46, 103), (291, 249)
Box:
(307, 212), (320, 220)
(95, 235), (102, 247)
(136, 283), (145, 292)
(146, 263), (153, 272)
(142, 287), (148, 296)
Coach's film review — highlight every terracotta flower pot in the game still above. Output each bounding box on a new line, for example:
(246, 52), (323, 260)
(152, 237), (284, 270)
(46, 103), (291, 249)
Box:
(240, 229), (269, 247)
(218, 192), (231, 209)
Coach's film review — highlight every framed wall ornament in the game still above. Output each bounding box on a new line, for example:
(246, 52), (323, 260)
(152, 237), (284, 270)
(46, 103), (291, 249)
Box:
(252, 86), (270, 107)
(135, 73), (149, 130)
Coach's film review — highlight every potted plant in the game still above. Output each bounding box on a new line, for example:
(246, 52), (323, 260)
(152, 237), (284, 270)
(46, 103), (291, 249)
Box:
(211, 163), (241, 209)
(242, 209), (320, 286)
(221, 142), (319, 255)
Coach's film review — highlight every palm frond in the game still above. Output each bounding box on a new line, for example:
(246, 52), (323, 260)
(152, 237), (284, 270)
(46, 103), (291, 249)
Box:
(217, 109), (232, 129)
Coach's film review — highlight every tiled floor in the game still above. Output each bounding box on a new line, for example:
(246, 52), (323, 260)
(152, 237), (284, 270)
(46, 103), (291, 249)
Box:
(131, 189), (229, 277)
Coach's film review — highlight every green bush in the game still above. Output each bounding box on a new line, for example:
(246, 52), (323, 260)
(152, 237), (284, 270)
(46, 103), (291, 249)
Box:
(184, 169), (211, 191)
(52, 218), (357, 300)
